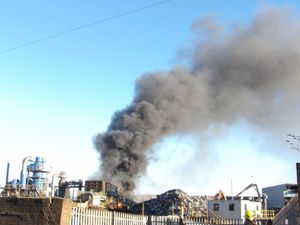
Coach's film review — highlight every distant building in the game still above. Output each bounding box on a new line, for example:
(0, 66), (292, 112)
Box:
(262, 183), (298, 210)
(208, 198), (262, 219)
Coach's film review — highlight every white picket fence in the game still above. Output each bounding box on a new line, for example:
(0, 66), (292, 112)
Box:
(70, 207), (147, 225)
(70, 207), (243, 225)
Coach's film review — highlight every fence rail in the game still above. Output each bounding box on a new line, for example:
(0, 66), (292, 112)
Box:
(70, 207), (243, 225)
(272, 197), (299, 225)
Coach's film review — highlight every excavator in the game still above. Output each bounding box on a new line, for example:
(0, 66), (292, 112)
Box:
(235, 183), (274, 221)
(235, 183), (262, 201)
(213, 184), (262, 201)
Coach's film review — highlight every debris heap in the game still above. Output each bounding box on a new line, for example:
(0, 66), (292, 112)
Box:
(130, 189), (210, 217)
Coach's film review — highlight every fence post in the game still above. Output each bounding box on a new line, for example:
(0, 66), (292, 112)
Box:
(147, 215), (152, 225)
(179, 217), (184, 225)
(112, 211), (115, 225)
(296, 163), (300, 225)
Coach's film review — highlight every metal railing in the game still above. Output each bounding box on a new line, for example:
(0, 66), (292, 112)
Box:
(259, 210), (275, 220)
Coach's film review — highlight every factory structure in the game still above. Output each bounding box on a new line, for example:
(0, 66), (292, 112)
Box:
(2, 156), (136, 211)
(0, 156), (299, 225)
(262, 184), (298, 211)
(3, 156), (50, 198)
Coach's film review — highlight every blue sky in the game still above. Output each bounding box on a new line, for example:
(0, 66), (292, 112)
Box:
(1, 0), (300, 196)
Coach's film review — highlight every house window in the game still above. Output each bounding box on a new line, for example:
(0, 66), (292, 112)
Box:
(213, 203), (219, 211)
(229, 203), (235, 211)
(244, 205), (247, 211)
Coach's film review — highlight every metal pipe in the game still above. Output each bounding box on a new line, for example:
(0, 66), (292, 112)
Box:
(51, 174), (59, 197)
(231, 179), (233, 200)
(20, 156), (32, 187)
(5, 162), (10, 185)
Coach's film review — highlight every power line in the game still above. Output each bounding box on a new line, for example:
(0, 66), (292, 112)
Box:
(0, 0), (172, 54)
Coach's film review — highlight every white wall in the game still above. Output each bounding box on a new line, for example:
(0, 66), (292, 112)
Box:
(208, 199), (262, 219)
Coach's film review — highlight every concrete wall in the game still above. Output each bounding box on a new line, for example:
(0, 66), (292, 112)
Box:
(0, 197), (72, 225)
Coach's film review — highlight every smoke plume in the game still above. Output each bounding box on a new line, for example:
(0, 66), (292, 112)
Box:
(94, 7), (300, 196)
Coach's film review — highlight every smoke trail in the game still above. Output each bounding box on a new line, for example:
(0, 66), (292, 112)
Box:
(94, 7), (300, 195)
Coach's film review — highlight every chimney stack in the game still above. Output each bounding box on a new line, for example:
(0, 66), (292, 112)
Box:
(5, 162), (10, 185)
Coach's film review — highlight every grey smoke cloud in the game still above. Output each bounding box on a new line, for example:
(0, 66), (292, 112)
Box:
(94, 7), (300, 196)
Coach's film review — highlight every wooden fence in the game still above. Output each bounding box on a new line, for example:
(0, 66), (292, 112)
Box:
(272, 197), (299, 225)
(70, 207), (243, 225)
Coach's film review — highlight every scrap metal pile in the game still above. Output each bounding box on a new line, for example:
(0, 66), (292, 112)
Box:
(130, 189), (211, 217)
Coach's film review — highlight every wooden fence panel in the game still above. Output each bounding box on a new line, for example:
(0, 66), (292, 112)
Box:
(273, 197), (299, 225)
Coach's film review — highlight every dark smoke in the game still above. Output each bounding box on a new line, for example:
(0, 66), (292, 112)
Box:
(94, 7), (300, 196)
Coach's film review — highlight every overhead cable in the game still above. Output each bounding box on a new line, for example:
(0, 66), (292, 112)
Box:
(0, 0), (171, 54)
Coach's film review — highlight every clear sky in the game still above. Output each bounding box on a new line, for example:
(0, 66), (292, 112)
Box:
(1, 0), (300, 197)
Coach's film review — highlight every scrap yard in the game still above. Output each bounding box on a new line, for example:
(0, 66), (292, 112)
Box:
(2, 2), (300, 225)
(0, 156), (299, 225)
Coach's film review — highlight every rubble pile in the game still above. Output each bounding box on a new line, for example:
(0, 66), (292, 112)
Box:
(130, 189), (210, 217)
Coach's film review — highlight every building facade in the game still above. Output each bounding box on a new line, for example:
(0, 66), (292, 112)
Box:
(208, 199), (262, 219)
(262, 184), (297, 210)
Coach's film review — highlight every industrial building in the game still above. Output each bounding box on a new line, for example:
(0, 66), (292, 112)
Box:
(208, 198), (262, 219)
(3, 156), (50, 198)
(262, 183), (298, 210)
(1, 156), (136, 210)
(0, 156), (139, 224)
(207, 184), (274, 221)
(0, 156), (299, 225)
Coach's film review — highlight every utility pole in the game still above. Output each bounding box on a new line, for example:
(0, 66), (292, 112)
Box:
(297, 163), (300, 223)
(231, 179), (233, 200)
